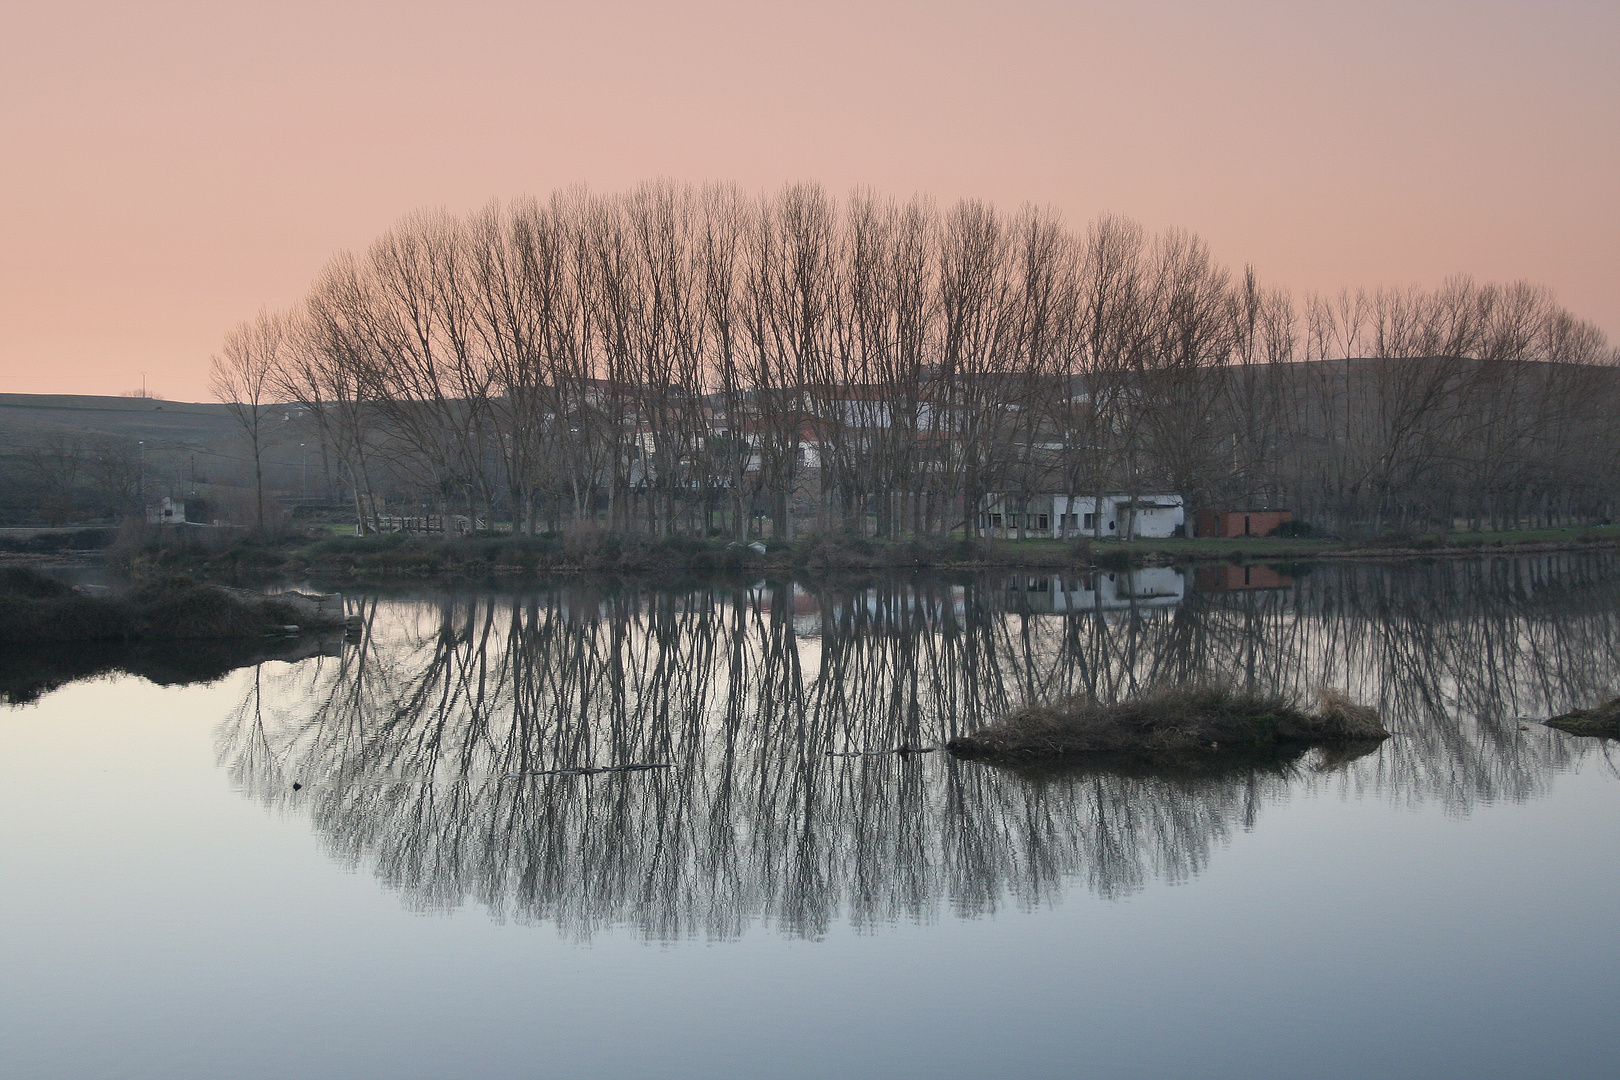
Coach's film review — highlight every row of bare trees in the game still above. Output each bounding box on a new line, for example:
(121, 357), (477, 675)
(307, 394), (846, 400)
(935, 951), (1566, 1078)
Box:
(18, 434), (145, 524)
(212, 182), (1620, 537)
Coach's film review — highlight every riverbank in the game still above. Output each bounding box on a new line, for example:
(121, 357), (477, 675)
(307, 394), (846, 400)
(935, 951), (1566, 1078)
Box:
(1095, 524), (1620, 566)
(108, 524), (1620, 582)
(0, 567), (348, 646)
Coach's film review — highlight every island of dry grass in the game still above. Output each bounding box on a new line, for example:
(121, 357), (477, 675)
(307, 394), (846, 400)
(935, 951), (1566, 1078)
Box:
(1544, 698), (1620, 739)
(947, 685), (1387, 763)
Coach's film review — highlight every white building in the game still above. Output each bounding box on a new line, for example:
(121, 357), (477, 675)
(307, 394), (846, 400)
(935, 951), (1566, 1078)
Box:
(977, 493), (1184, 539)
(146, 497), (185, 525)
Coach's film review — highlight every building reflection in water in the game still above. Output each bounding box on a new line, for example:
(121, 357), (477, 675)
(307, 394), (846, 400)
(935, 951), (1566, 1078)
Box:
(217, 553), (1620, 939)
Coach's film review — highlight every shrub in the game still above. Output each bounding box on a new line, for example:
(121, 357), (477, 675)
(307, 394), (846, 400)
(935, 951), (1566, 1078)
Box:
(1092, 548), (1134, 570)
(107, 517), (155, 566)
(0, 567), (76, 599)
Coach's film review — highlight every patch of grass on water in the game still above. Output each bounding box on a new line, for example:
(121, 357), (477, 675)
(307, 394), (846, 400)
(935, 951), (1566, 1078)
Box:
(1545, 698), (1620, 739)
(947, 684), (1387, 763)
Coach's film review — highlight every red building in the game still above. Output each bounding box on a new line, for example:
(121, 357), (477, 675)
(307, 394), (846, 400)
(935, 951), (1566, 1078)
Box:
(1195, 509), (1293, 538)
(1194, 564), (1295, 592)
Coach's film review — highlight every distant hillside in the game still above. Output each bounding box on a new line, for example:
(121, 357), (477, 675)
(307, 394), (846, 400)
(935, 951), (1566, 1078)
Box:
(0, 394), (321, 527)
(0, 394), (239, 447)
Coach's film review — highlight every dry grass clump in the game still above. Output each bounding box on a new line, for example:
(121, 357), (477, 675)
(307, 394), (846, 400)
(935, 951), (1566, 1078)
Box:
(1313, 687), (1388, 740)
(947, 683), (1387, 762)
(1545, 698), (1620, 739)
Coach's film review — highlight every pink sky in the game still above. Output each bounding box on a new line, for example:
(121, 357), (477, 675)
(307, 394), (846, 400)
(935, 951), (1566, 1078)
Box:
(3, 0), (1615, 401)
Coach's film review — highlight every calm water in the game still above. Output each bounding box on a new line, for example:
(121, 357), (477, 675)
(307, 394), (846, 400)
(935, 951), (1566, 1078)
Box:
(3, 556), (1618, 1079)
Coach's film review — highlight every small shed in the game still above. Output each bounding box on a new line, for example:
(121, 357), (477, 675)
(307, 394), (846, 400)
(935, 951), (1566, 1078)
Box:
(146, 497), (185, 525)
(1195, 509), (1293, 538)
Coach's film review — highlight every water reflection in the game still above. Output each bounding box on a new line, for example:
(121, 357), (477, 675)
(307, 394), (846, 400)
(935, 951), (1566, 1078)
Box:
(0, 635), (343, 706)
(216, 554), (1619, 938)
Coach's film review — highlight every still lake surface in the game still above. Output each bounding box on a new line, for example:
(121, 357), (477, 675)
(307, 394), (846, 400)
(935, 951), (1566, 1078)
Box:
(3, 555), (1618, 1079)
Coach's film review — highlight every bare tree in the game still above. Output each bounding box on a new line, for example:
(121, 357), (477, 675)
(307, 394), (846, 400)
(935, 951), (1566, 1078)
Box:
(211, 308), (286, 532)
(24, 435), (85, 525)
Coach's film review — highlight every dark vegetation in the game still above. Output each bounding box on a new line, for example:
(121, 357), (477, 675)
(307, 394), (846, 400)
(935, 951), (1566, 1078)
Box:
(0, 635), (341, 706)
(1544, 698), (1620, 739)
(0, 566), (341, 646)
(947, 685), (1388, 764)
(0, 528), (115, 553)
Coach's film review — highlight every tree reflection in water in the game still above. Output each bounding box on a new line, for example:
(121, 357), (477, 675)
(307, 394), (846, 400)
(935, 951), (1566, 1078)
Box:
(217, 553), (1620, 939)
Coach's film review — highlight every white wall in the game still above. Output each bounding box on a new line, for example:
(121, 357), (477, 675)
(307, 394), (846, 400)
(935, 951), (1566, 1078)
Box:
(979, 494), (1184, 539)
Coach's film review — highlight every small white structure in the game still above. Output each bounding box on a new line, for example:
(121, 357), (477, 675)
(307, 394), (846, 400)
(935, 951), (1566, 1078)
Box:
(146, 497), (185, 525)
(977, 493), (1184, 539)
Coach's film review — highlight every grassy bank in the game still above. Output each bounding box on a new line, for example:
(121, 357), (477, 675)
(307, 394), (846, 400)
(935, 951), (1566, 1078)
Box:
(0, 567), (345, 645)
(113, 523), (1620, 582)
(0, 528), (117, 554)
(130, 530), (1024, 580)
(1001, 523), (1620, 567)
(947, 685), (1388, 764)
